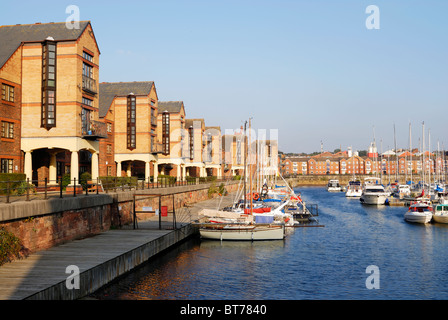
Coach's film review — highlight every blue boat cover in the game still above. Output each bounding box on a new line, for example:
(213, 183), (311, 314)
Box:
(263, 199), (282, 202)
(255, 215), (274, 224)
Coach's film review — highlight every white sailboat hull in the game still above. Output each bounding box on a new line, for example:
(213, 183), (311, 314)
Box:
(404, 211), (432, 224)
(199, 225), (285, 241)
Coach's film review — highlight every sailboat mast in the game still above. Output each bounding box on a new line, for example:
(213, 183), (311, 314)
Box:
(422, 121), (425, 193)
(429, 128), (431, 187)
(249, 118), (253, 214)
(243, 120), (247, 211)
(394, 123), (398, 182)
(409, 122), (412, 185)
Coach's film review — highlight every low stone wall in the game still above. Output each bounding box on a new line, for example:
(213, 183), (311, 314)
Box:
(0, 181), (240, 256)
(286, 174), (418, 188)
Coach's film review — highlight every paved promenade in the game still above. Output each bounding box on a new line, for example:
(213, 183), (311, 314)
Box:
(0, 193), (236, 300)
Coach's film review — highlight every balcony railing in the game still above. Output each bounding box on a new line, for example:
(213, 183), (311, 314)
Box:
(82, 120), (107, 140)
(82, 75), (97, 94)
(151, 116), (157, 126)
(151, 142), (163, 154)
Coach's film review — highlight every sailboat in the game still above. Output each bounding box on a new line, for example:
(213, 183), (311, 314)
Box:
(404, 122), (433, 224)
(198, 119), (286, 241)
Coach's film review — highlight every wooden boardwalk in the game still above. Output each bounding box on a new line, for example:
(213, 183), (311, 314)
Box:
(0, 193), (236, 300)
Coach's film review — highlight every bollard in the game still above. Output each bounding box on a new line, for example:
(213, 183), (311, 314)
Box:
(44, 178), (48, 200)
(6, 180), (10, 204)
(26, 178), (30, 201)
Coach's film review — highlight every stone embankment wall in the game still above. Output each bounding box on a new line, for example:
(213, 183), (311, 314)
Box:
(0, 181), (240, 256)
(286, 174), (421, 188)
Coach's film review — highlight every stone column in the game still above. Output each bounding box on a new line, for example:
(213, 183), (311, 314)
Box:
(153, 161), (158, 182)
(126, 163), (132, 177)
(177, 164), (181, 181)
(145, 161), (151, 181)
(91, 151), (99, 180)
(24, 151), (33, 181)
(49, 152), (57, 184)
(70, 150), (79, 184)
(116, 161), (122, 177)
(182, 165), (186, 181)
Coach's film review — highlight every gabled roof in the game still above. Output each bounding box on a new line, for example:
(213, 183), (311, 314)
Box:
(99, 81), (155, 118)
(158, 101), (184, 114)
(0, 21), (92, 69)
(185, 118), (204, 129)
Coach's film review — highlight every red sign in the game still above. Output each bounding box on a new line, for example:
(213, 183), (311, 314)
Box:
(161, 206), (168, 217)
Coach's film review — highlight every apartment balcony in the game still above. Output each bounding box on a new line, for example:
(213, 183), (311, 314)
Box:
(151, 116), (157, 126)
(82, 120), (107, 140)
(151, 142), (163, 154)
(82, 75), (97, 94)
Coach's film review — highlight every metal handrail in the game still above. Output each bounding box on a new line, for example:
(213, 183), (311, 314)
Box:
(0, 176), (234, 204)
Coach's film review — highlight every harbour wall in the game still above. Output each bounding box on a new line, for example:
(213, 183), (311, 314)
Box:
(286, 174), (424, 188)
(0, 181), (240, 256)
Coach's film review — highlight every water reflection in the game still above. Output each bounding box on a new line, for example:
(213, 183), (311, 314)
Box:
(92, 187), (448, 300)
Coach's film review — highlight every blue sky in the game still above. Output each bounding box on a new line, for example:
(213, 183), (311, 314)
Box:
(2, 0), (447, 153)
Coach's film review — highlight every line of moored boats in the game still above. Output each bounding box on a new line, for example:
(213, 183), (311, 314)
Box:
(196, 182), (318, 241)
(327, 178), (448, 224)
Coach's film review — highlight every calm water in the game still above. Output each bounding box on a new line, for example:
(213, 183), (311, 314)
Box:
(92, 187), (448, 300)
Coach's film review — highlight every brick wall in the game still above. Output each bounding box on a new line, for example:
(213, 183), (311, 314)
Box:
(0, 47), (23, 173)
(0, 182), (240, 256)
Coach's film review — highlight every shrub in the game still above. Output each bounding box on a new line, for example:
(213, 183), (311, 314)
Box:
(14, 181), (36, 195)
(207, 182), (217, 198)
(0, 227), (22, 266)
(157, 175), (176, 185)
(0, 173), (26, 195)
(218, 183), (228, 196)
(62, 173), (71, 190)
(80, 172), (92, 190)
(99, 176), (138, 190)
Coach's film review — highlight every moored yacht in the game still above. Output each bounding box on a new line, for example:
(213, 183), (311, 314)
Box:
(327, 179), (342, 192)
(345, 180), (362, 198)
(433, 203), (448, 224)
(404, 201), (433, 224)
(360, 178), (389, 205)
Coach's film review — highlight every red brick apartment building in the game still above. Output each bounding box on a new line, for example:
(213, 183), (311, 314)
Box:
(0, 29), (22, 174)
(0, 20), (279, 183)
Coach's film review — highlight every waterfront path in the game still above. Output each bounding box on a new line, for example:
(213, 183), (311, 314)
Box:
(0, 192), (236, 300)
